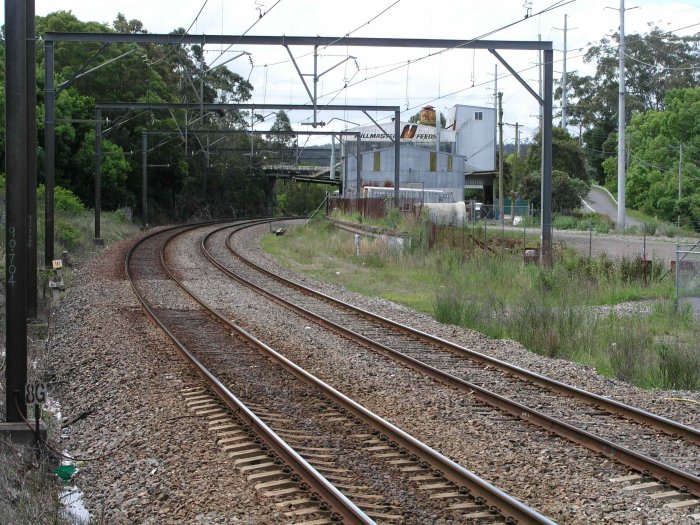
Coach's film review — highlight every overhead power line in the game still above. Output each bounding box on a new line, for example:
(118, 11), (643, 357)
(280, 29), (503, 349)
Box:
(149, 0), (210, 66)
(208, 0), (284, 68)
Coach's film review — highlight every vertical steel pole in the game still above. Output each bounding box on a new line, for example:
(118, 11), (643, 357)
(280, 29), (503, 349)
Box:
(356, 134), (361, 197)
(313, 46), (318, 126)
(330, 134), (336, 180)
(44, 39), (55, 268)
(541, 49), (554, 268)
(675, 244), (680, 305)
(561, 14), (568, 129)
(394, 110), (400, 208)
(5, 0), (29, 422)
(142, 133), (148, 226)
(498, 92), (504, 227)
(617, 0), (627, 230)
(26, 2), (37, 319)
(94, 109), (102, 240)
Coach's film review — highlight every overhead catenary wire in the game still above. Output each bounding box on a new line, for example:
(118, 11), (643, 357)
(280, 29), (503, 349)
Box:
(148, 0), (210, 66)
(208, 0), (285, 69)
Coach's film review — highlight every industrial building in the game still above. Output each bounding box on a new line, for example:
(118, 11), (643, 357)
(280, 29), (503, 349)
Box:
(343, 105), (496, 203)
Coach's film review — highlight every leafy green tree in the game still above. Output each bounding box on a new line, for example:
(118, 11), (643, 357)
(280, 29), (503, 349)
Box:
(525, 126), (589, 182)
(274, 180), (327, 216)
(558, 26), (700, 183)
(519, 169), (590, 213)
(267, 110), (296, 164)
(621, 88), (700, 229)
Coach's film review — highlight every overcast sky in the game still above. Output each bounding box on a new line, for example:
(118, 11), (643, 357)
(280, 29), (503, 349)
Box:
(5, 0), (700, 145)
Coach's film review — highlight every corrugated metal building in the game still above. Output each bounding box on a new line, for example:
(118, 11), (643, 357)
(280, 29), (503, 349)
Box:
(345, 146), (465, 202)
(343, 105), (496, 202)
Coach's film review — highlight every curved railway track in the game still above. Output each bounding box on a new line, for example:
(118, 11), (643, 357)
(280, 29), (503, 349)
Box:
(126, 221), (554, 525)
(199, 220), (700, 504)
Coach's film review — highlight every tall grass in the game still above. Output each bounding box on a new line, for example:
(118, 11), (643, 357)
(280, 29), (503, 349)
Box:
(264, 218), (699, 390)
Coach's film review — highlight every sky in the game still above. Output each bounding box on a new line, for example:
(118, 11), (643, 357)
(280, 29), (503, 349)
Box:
(4, 0), (700, 146)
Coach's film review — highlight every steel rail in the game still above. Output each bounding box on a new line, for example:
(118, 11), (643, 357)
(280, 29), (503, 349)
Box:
(126, 221), (375, 525)
(176, 226), (558, 524)
(207, 221), (700, 498)
(232, 220), (700, 445)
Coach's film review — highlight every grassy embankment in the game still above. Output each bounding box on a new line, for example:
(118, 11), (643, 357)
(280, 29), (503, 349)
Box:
(262, 215), (699, 390)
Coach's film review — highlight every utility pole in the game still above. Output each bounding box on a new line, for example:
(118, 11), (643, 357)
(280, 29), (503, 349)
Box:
(553, 15), (573, 129)
(678, 143), (683, 226)
(617, 0), (627, 230)
(494, 64), (498, 205)
(562, 14), (568, 129)
(494, 64), (498, 165)
(513, 122), (520, 218)
(498, 92), (504, 227)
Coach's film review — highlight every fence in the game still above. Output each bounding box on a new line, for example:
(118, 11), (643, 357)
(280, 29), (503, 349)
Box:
(675, 243), (700, 307)
(328, 196), (423, 220)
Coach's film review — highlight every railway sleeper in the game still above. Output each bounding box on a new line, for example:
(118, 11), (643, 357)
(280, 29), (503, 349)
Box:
(180, 387), (332, 521)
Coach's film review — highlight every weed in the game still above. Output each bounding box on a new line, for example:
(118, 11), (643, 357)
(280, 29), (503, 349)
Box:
(264, 217), (699, 390)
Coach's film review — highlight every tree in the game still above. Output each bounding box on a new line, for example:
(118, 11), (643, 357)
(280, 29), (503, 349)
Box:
(621, 88), (700, 229)
(556, 26), (700, 183)
(267, 110), (296, 164)
(519, 170), (590, 213)
(8, 10), (263, 223)
(525, 126), (589, 182)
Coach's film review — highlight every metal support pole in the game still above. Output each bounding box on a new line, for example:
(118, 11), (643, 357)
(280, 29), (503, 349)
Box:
(356, 134), (361, 197)
(5, 0), (29, 423)
(494, 64), (498, 171)
(617, 0), (627, 230)
(330, 135), (336, 180)
(394, 110), (401, 207)
(342, 140), (347, 195)
(561, 14), (568, 129)
(541, 49), (554, 268)
(498, 92), (504, 227)
(313, 45), (318, 126)
(678, 143), (683, 227)
(142, 133), (148, 226)
(26, 2), (37, 319)
(94, 109), (102, 241)
(44, 39), (55, 268)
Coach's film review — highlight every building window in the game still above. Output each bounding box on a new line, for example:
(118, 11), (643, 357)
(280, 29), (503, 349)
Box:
(373, 151), (381, 171)
(474, 111), (483, 121)
(447, 155), (453, 171)
(429, 152), (437, 172)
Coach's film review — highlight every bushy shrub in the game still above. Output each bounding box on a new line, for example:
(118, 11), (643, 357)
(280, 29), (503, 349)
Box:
(55, 219), (82, 249)
(113, 207), (132, 223)
(37, 184), (87, 216)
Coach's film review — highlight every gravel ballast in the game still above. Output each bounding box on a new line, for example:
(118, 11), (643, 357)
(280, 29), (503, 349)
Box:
(37, 222), (700, 524)
(41, 233), (285, 524)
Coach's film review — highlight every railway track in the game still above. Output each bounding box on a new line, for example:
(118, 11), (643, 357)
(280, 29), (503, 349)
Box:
(199, 220), (700, 506)
(127, 221), (554, 525)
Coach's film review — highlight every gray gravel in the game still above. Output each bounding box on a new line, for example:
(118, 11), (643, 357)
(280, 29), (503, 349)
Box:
(171, 222), (699, 524)
(36, 222), (700, 524)
(40, 232), (286, 524)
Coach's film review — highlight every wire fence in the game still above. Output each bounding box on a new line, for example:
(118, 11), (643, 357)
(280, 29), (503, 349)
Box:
(675, 242), (700, 306)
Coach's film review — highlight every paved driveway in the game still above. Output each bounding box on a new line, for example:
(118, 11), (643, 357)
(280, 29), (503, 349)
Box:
(582, 186), (644, 228)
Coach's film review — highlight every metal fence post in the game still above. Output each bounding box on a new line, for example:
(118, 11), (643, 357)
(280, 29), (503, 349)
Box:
(675, 244), (680, 309)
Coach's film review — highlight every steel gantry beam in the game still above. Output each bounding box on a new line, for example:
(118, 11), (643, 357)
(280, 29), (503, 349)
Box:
(44, 32), (553, 265)
(45, 32), (552, 50)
